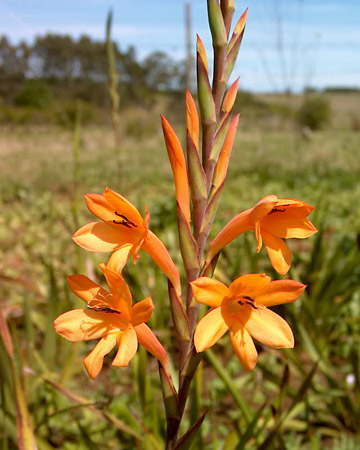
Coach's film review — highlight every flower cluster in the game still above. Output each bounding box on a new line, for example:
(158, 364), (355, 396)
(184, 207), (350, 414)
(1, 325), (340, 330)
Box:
(54, 187), (316, 377)
(54, 191), (175, 379)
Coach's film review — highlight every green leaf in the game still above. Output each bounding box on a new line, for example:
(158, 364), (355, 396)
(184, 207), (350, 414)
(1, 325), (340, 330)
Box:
(174, 410), (208, 450)
(204, 349), (251, 423)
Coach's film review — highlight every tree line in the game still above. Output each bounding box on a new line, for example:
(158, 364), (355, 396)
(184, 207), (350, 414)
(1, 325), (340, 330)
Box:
(0, 34), (187, 107)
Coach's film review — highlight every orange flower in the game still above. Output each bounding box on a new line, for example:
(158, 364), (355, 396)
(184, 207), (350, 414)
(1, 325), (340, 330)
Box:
(54, 261), (169, 379)
(208, 195), (317, 274)
(73, 187), (181, 295)
(192, 274), (305, 369)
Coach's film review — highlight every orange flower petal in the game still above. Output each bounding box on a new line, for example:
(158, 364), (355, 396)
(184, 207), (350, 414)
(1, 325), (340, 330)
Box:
(83, 333), (117, 379)
(233, 7), (248, 36)
(255, 220), (262, 252)
(228, 8), (248, 53)
(276, 198), (315, 215)
(229, 324), (257, 370)
(112, 325), (138, 367)
(134, 323), (168, 368)
(261, 230), (291, 275)
(54, 309), (121, 341)
(213, 114), (240, 190)
(106, 244), (134, 273)
(196, 35), (208, 73)
(103, 188), (144, 227)
(131, 297), (155, 327)
(255, 280), (306, 307)
(84, 193), (116, 222)
(190, 277), (228, 307)
(73, 222), (140, 252)
(249, 195), (278, 222)
(207, 209), (252, 260)
(186, 90), (200, 151)
(229, 273), (271, 298)
(261, 216), (317, 239)
(194, 307), (228, 352)
(67, 274), (108, 304)
(221, 78), (240, 115)
(98, 264), (132, 312)
(244, 308), (294, 349)
(142, 230), (182, 296)
(161, 115), (191, 223)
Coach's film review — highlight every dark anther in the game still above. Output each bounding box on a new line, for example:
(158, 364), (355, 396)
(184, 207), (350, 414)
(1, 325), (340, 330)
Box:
(238, 300), (244, 305)
(113, 220), (132, 227)
(113, 212), (137, 228)
(246, 301), (258, 310)
(93, 307), (121, 314)
(117, 213), (136, 225)
(243, 296), (255, 302)
(269, 207), (286, 214)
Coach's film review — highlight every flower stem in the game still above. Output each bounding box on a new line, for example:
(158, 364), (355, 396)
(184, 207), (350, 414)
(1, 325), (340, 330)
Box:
(165, 1), (247, 446)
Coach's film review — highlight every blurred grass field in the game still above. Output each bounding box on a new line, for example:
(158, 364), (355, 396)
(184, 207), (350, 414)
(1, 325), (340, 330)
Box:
(0, 91), (360, 449)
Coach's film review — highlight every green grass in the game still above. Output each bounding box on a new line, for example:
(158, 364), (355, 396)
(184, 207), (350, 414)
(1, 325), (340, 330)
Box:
(0, 115), (359, 448)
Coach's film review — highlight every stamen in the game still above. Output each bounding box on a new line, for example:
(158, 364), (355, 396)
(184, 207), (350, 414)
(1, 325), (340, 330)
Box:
(236, 295), (258, 309)
(113, 212), (138, 228)
(113, 220), (132, 227)
(269, 207), (286, 214)
(88, 304), (121, 314)
(246, 301), (258, 310)
(243, 295), (255, 302)
(94, 307), (121, 314)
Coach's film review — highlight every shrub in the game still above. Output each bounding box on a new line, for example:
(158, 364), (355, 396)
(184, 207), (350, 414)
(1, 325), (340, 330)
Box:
(14, 80), (53, 108)
(123, 106), (160, 139)
(55, 100), (95, 127)
(298, 95), (331, 130)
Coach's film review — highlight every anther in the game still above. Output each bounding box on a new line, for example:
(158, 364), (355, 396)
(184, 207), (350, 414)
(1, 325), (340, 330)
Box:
(113, 212), (137, 228)
(269, 207), (286, 214)
(92, 306), (121, 314)
(246, 301), (258, 310)
(113, 220), (132, 227)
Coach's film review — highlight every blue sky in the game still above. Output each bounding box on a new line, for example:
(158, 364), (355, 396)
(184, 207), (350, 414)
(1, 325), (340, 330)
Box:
(1, 0), (359, 92)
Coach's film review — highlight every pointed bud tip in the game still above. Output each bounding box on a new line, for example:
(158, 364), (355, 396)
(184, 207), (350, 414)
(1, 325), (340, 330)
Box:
(160, 114), (171, 128)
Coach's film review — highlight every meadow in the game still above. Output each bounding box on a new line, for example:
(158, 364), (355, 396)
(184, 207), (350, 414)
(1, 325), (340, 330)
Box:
(0, 91), (360, 449)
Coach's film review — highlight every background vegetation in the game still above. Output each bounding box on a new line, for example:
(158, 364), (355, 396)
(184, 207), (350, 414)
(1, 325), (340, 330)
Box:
(0, 30), (359, 449)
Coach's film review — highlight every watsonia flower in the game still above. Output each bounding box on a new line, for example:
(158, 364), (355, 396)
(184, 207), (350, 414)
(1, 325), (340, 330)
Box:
(54, 256), (169, 380)
(72, 187), (181, 295)
(192, 274), (305, 370)
(207, 195), (317, 274)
